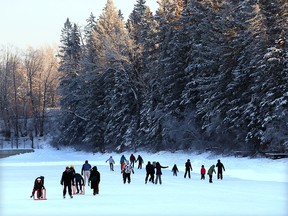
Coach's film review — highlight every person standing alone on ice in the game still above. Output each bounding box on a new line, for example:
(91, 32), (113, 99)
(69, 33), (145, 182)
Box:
(172, 164), (179, 176)
(61, 166), (74, 198)
(216, 159), (225, 180)
(89, 166), (100, 195)
(81, 160), (91, 185)
(106, 156), (115, 171)
(184, 159), (193, 178)
(136, 155), (144, 169)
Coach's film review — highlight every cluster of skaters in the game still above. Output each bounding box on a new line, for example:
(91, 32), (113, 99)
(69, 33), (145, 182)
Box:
(30, 160), (101, 199)
(144, 158), (225, 184)
(116, 154), (226, 185)
(30, 155), (225, 200)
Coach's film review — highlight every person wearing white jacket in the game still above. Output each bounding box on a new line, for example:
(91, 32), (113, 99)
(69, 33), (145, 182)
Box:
(122, 161), (134, 184)
(106, 156), (115, 171)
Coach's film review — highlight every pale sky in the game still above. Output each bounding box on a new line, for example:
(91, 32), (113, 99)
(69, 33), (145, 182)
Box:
(0, 0), (158, 49)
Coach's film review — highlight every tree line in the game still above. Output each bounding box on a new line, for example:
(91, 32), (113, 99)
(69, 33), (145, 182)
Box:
(55, 0), (287, 153)
(2, 0), (286, 153)
(0, 46), (60, 147)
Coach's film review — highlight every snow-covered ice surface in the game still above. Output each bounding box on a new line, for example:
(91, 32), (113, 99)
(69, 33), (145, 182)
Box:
(0, 144), (287, 216)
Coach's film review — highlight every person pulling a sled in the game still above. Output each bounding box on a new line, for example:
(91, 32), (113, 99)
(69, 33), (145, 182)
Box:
(74, 173), (85, 194)
(30, 176), (45, 199)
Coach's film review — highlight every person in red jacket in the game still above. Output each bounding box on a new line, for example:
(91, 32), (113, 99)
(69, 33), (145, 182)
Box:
(200, 165), (206, 180)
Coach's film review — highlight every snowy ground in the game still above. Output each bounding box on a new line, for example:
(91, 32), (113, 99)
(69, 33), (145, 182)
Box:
(0, 143), (287, 216)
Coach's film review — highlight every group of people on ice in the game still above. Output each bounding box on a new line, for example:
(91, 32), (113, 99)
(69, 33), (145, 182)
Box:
(171, 159), (225, 183)
(30, 155), (225, 199)
(59, 160), (100, 198)
(30, 160), (100, 199)
(115, 154), (225, 185)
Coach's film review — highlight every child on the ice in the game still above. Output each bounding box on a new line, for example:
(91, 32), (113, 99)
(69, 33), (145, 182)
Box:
(30, 176), (45, 198)
(200, 165), (206, 180)
(172, 164), (179, 176)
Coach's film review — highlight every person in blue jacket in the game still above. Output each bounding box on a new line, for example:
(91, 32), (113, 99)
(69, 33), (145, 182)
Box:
(120, 155), (127, 173)
(81, 160), (91, 185)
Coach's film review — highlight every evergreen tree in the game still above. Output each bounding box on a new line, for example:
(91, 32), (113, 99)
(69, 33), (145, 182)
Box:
(57, 19), (85, 146)
(239, 0), (288, 151)
(91, 0), (140, 151)
(82, 13), (98, 73)
(53, 0), (287, 154)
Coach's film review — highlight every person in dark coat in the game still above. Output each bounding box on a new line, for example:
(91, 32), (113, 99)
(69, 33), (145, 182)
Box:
(30, 176), (45, 198)
(207, 165), (216, 183)
(74, 173), (84, 194)
(216, 159), (225, 180)
(172, 164), (179, 176)
(130, 154), (136, 168)
(89, 166), (100, 195)
(61, 166), (74, 199)
(184, 159), (193, 178)
(70, 165), (76, 175)
(145, 161), (155, 183)
(136, 155), (144, 169)
(155, 162), (168, 184)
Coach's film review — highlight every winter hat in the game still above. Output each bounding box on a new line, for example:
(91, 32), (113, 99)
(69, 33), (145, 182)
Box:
(66, 166), (69, 169)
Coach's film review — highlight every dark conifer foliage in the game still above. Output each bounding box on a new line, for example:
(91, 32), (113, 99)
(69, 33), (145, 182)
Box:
(55, 0), (287, 154)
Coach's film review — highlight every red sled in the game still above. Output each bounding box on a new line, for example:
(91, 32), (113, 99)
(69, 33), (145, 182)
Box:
(72, 185), (85, 195)
(33, 188), (47, 200)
